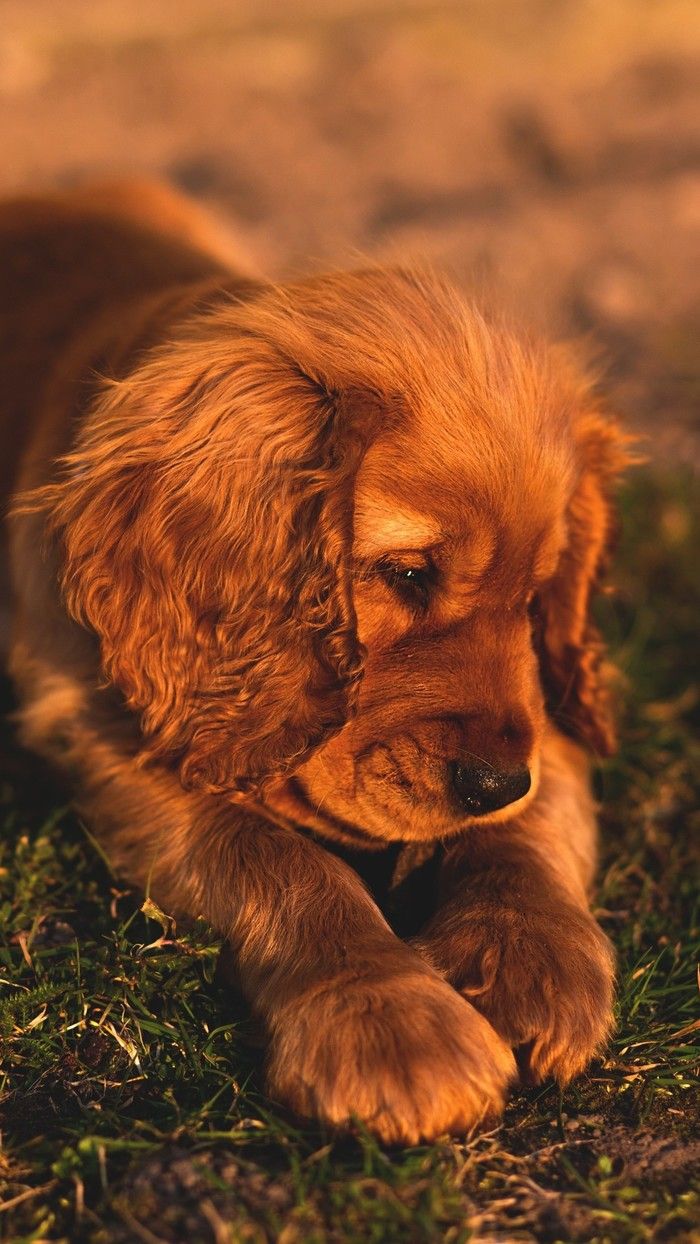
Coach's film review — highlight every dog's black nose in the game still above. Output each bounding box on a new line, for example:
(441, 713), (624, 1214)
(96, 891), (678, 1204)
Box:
(449, 761), (531, 816)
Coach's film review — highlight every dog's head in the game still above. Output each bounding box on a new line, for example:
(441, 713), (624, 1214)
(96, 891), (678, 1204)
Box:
(43, 269), (629, 842)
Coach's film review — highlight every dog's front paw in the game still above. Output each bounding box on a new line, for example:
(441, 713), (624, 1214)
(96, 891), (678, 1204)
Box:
(414, 905), (615, 1085)
(266, 967), (516, 1144)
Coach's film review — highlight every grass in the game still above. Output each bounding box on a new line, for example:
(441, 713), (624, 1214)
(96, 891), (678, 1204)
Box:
(1, 467), (698, 1243)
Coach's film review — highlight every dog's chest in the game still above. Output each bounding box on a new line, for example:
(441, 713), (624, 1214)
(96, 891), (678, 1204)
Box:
(325, 839), (444, 938)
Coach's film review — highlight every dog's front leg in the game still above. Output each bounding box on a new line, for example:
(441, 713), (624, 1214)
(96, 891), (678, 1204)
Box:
(412, 731), (615, 1083)
(16, 682), (515, 1142)
(202, 814), (516, 1142)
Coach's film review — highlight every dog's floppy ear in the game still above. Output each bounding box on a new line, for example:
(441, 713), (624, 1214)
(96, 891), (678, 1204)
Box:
(534, 409), (633, 756)
(31, 305), (378, 797)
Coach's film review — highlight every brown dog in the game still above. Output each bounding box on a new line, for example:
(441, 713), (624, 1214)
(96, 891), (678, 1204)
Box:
(1, 180), (628, 1144)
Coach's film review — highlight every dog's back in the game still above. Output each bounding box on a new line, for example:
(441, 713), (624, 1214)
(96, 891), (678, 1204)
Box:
(0, 179), (258, 657)
(0, 184), (242, 501)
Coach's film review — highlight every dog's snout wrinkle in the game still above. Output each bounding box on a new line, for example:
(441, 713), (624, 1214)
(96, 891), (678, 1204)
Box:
(364, 741), (415, 793)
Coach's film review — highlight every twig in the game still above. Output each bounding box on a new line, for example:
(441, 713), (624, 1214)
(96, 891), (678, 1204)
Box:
(0, 1179), (58, 1213)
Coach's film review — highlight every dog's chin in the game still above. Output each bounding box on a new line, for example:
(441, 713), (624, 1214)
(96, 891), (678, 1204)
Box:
(262, 753), (540, 848)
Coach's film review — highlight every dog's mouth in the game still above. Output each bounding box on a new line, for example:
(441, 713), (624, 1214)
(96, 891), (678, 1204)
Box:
(263, 739), (540, 847)
(353, 740), (539, 834)
(262, 774), (387, 848)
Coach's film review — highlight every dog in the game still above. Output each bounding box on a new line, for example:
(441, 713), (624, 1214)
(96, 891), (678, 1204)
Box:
(1, 180), (629, 1143)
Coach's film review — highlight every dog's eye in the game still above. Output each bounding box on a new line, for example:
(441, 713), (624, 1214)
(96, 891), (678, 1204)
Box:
(376, 559), (433, 607)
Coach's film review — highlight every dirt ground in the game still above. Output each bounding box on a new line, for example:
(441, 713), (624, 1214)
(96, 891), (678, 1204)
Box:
(2, 0), (699, 461)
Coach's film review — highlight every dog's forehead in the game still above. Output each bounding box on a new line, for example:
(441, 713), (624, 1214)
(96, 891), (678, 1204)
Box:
(353, 399), (575, 562)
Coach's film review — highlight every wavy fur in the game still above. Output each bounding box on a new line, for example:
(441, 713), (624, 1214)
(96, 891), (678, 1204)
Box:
(4, 181), (632, 1142)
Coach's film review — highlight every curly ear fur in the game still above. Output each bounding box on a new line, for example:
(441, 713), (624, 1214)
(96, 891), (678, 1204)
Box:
(27, 271), (447, 795)
(535, 406), (633, 756)
(26, 264), (633, 783)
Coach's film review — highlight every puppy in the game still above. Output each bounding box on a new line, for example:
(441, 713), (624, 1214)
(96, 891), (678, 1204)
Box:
(1, 181), (628, 1144)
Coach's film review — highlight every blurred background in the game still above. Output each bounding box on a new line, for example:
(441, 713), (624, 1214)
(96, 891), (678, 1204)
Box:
(2, 0), (699, 459)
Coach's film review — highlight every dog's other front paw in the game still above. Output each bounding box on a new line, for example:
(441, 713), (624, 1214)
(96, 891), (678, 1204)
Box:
(266, 967), (516, 1144)
(413, 905), (615, 1085)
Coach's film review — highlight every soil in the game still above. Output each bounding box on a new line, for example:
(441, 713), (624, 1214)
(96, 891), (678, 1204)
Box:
(103, 1124), (700, 1243)
(2, 0), (698, 460)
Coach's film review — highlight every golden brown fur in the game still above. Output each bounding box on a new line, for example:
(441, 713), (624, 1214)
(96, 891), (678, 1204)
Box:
(2, 180), (631, 1143)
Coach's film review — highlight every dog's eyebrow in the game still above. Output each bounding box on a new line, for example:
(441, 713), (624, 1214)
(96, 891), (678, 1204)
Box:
(353, 494), (442, 555)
